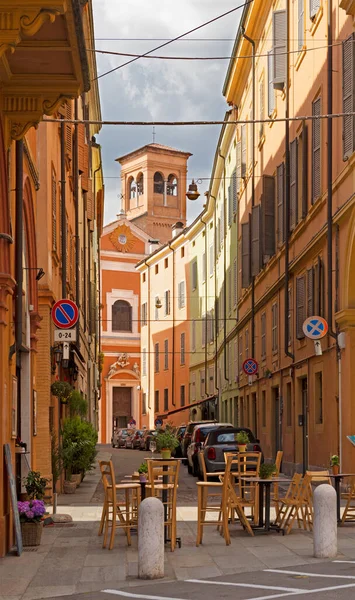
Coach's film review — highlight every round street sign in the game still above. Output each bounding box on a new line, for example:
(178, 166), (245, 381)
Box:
(128, 419), (136, 428)
(52, 299), (79, 330)
(243, 358), (258, 376)
(155, 418), (163, 428)
(302, 316), (328, 340)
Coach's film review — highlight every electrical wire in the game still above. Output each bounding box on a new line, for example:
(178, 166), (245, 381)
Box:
(93, 0), (254, 81)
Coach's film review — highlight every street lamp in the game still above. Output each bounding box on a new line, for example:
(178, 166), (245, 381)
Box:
(186, 179), (200, 201)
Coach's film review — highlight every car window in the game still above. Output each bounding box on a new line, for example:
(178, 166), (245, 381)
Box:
(216, 432), (237, 443)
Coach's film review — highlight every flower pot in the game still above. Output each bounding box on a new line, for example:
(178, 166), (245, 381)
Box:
(63, 480), (76, 494)
(71, 474), (81, 487)
(332, 465), (340, 475)
(21, 521), (43, 546)
(237, 444), (247, 453)
(161, 449), (171, 459)
(139, 474), (147, 483)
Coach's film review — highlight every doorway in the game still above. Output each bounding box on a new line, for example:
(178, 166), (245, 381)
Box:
(295, 377), (308, 473)
(112, 387), (131, 433)
(271, 387), (281, 458)
(251, 392), (257, 437)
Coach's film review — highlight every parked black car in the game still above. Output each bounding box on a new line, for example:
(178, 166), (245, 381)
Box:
(187, 422), (233, 476)
(200, 427), (263, 478)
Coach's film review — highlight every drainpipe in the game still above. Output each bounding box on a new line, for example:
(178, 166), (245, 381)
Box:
(219, 150), (229, 384)
(284, 0), (294, 362)
(211, 194), (219, 413)
(201, 214), (208, 397)
(74, 99), (80, 345)
(168, 242), (175, 406)
(60, 118), (67, 298)
(144, 258), (151, 416)
(93, 156), (102, 367)
(15, 139), (24, 440)
(242, 27), (256, 358)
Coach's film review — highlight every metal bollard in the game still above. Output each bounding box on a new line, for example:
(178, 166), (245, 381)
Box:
(313, 484), (337, 558)
(138, 497), (164, 579)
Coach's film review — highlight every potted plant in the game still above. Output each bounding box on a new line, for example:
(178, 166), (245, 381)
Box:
(18, 499), (46, 546)
(22, 471), (49, 500)
(235, 431), (250, 453)
(156, 431), (179, 459)
(60, 440), (77, 494)
(330, 455), (340, 475)
(51, 381), (73, 404)
(259, 463), (277, 480)
(138, 462), (148, 483)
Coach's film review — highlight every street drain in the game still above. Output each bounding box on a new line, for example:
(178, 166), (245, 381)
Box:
(23, 547), (38, 552)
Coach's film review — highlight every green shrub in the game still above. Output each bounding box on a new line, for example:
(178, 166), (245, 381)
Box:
(22, 471), (50, 500)
(68, 390), (88, 418)
(259, 463), (276, 479)
(156, 431), (179, 452)
(61, 417), (98, 476)
(51, 381), (73, 404)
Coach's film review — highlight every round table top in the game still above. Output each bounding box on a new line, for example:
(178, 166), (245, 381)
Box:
(240, 477), (291, 483)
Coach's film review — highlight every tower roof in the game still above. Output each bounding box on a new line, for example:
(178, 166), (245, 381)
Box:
(116, 142), (192, 164)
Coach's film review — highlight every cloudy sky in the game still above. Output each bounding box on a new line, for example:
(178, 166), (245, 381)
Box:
(92, 0), (242, 225)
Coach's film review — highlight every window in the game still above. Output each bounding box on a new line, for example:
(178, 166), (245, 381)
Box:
(209, 244), (214, 275)
(286, 382), (292, 427)
(181, 246), (185, 258)
(164, 290), (171, 316)
(167, 174), (178, 196)
(296, 274), (306, 339)
(202, 253), (206, 282)
(262, 391), (266, 427)
(180, 385), (185, 407)
(261, 175), (276, 262)
(236, 140), (241, 193)
(142, 348), (147, 376)
(191, 373), (196, 401)
(232, 169), (237, 214)
(155, 264), (159, 275)
(298, 0), (305, 50)
(241, 220), (251, 288)
(137, 172), (144, 195)
(290, 139), (298, 230)
(154, 343), (159, 372)
(191, 320), (196, 352)
(129, 177), (136, 200)
(273, 10), (286, 90)
(245, 329), (249, 359)
(141, 302), (147, 326)
(288, 287), (293, 345)
(315, 371), (323, 424)
(239, 335), (243, 373)
(164, 258), (168, 269)
(192, 260), (198, 290)
(309, 0), (320, 20)
(241, 124), (247, 177)
(112, 300), (132, 332)
(154, 390), (159, 413)
(272, 303), (278, 352)
(307, 267), (314, 317)
(261, 312), (266, 358)
(180, 332), (186, 365)
(277, 163), (285, 245)
(207, 311), (214, 344)
(312, 97), (321, 203)
(52, 168), (57, 251)
(164, 339), (169, 370)
(164, 388), (169, 411)
(267, 51), (275, 117)
(202, 314), (206, 347)
(209, 367), (214, 394)
(142, 393), (147, 415)
(233, 259), (237, 307)
(259, 78), (265, 139)
(200, 369), (205, 396)
(234, 339), (238, 382)
(154, 172), (164, 194)
(178, 281), (185, 308)
(342, 33), (355, 160)
(251, 205), (262, 276)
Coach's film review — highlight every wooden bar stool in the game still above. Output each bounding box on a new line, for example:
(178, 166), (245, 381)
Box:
(146, 460), (180, 551)
(341, 477), (355, 523)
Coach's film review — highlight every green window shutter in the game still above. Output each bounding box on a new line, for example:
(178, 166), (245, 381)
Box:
(261, 174), (276, 262)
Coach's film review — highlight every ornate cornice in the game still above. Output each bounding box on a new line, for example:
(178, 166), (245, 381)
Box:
(335, 308), (355, 329)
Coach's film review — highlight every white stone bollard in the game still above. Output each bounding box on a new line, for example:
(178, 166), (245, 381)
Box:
(313, 484), (337, 558)
(138, 497), (164, 580)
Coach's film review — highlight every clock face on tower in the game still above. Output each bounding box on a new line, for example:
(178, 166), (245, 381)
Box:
(109, 224), (136, 253)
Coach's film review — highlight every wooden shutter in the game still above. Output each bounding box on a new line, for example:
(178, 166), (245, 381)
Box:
(233, 258), (237, 306)
(307, 267), (314, 317)
(301, 122), (308, 218)
(65, 101), (72, 155)
(312, 97), (321, 203)
(314, 256), (324, 316)
(296, 275), (306, 339)
(155, 343), (159, 372)
(241, 220), (251, 288)
(78, 123), (85, 173)
(261, 174), (275, 261)
(164, 339), (169, 370)
(52, 169), (57, 252)
(251, 205), (262, 277)
(268, 50), (275, 117)
(310, 0), (320, 20)
(259, 79), (265, 138)
(181, 332), (185, 365)
(192, 261), (197, 290)
(273, 10), (286, 90)
(241, 124), (247, 178)
(232, 169), (237, 214)
(277, 163), (285, 245)
(87, 178), (93, 226)
(342, 33), (355, 161)
(298, 0), (304, 50)
(228, 185), (233, 226)
(290, 138), (298, 230)
(236, 140), (241, 191)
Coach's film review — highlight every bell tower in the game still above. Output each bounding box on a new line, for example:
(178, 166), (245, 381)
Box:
(116, 143), (192, 244)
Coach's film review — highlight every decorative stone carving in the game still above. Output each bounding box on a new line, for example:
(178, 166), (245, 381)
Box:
(133, 362), (140, 377)
(340, 0), (355, 22)
(107, 353), (130, 378)
(20, 8), (61, 37)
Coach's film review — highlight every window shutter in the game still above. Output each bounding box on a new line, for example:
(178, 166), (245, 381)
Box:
(296, 275), (306, 339)
(259, 79), (265, 138)
(342, 33), (355, 161)
(314, 256), (324, 316)
(312, 97), (321, 203)
(251, 205), (262, 277)
(236, 141), (241, 192)
(307, 267), (314, 317)
(164, 290), (170, 315)
(52, 170), (57, 252)
(233, 258), (237, 307)
(65, 101), (72, 154)
(232, 169), (237, 213)
(209, 243), (214, 275)
(310, 0), (320, 20)
(298, 0), (304, 51)
(142, 349), (146, 376)
(202, 252), (206, 281)
(228, 185), (233, 226)
(180, 333), (185, 365)
(277, 162), (285, 245)
(241, 220), (251, 288)
(241, 124), (247, 178)
(164, 339), (169, 370)
(155, 343), (159, 372)
(302, 122), (308, 218)
(192, 261), (198, 290)
(290, 138), (298, 230)
(273, 10), (286, 90)
(261, 174), (275, 262)
(268, 50), (275, 117)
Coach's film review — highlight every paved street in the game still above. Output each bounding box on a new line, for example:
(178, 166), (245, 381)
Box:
(2, 446), (355, 600)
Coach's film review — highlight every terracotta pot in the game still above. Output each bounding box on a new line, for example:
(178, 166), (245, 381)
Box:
(21, 522), (43, 546)
(71, 474), (81, 487)
(161, 449), (171, 459)
(332, 465), (340, 475)
(237, 444), (247, 453)
(63, 480), (76, 494)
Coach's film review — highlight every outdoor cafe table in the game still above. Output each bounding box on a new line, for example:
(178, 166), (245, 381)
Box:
(240, 477), (290, 534)
(329, 473), (355, 523)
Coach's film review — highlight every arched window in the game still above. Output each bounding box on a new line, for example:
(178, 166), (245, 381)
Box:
(154, 172), (164, 194)
(129, 177), (136, 200)
(112, 300), (132, 332)
(137, 173), (144, 195)
(167, 174), (178, 196)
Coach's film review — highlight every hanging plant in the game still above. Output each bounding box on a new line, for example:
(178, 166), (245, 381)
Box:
(51, 381), (73, 404)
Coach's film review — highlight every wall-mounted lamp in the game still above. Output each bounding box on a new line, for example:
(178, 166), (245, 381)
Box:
(69, 363), (79, 381)
(23, 267), (45, 280)
(155, 298), (162, 309)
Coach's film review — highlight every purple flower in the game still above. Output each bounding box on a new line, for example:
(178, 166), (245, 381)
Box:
(25, 510), (34, 519)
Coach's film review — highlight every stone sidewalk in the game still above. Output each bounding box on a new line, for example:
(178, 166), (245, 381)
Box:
(2, 451), (355, 600)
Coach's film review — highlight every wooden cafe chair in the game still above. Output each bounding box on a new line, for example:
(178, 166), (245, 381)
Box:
(271, 450), (284, 512)
(341, 476), (355, 524)
(146, 459), (180, 551)
(236, 451), (261, 525)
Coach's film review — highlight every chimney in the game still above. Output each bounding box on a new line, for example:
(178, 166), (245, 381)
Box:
(172, 221), (184, 239)
(148, 239), (160, 254)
